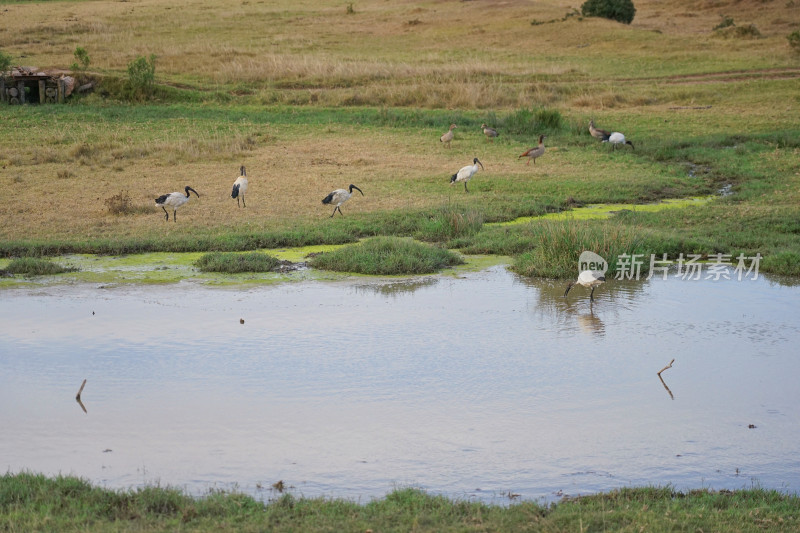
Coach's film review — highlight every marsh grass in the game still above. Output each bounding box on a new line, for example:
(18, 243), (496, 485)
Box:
(2, 257), (78, 276)
(194, 252), (281, 273)
(1, 473), (798, 533)
(509, 219), (654, 279)
(310, 237), (463, 275)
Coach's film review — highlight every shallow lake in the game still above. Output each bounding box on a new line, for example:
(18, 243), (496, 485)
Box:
(1, 264), (799, 504)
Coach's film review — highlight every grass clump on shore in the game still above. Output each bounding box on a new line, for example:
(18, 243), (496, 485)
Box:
(1, 257), (78, 276)
(1, 472), (799, 532)
(194, 252), (281, 273)
(310, 237), (464, 275)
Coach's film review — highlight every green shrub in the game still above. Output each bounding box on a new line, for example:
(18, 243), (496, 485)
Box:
(504, 107), (564, 136)
(310, 237), (464, 275)
(194, 252), (281, 273)
(788, 31), (800, 52)
(581, 0), (636, 24)
(3, 257), (78, 276)
(71, 47), (90, 72)
(126, 54), (157, 101)
(715, 24), (762, 39)
(713, 15), (735, 31)
(0, 49), (11, 73)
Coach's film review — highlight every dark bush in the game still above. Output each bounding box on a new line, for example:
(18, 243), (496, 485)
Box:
(581, 0), (635, 24)
(788, 31), (800, 52)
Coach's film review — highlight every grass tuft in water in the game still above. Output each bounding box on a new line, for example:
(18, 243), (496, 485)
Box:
(2, 257), (78, 276)
(510, 219), (655, 279)
(194, 252), (281, 273)
(310, 236), (464, 275)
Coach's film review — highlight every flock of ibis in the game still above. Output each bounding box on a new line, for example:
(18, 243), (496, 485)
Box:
(153, 119), (632, 301)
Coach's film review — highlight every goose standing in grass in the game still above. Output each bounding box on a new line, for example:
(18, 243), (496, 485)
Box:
(440, 124), (457, 148)
(588, 119), (611, 141)
(450, 157), (484, 193)
(605, 131), (634, 150)
(155, 186), (199, 222)
(481, 123), (498, 142)
(231, 165), (248, 207)
(564, 270), (606, 302)
(322, 184), (363, 217)
(518, 135), (546, 165)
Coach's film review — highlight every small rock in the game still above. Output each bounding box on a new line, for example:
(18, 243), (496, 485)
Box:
(240, 318), (245, 324)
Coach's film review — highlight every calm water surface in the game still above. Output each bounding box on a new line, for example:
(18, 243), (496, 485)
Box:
(1, 266), (799, 504)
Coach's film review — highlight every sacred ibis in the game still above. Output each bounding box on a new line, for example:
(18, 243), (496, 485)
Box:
(564, 270), (606, 302)
(518, 135), (546, 165)
(155, 186), (199, 222)
(588, 119), (611, 141)
(481, 123), (498, 142)
(231, 165), (248, 207)
(604, 132), (634, 150)
(450, 157), (484, 193)
(440, 124), (457, 148)
(322, 184), (363, 217)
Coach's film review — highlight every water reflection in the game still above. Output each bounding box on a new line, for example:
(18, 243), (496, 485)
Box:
(352, 277), (439, 297)
(1, 266), (800, 505)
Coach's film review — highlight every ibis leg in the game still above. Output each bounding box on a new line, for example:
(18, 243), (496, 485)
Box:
(162, 206), (169, 221)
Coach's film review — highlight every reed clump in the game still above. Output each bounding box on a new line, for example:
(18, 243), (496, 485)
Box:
(310, 237), (463, 275)
(194, 252), (281, 273)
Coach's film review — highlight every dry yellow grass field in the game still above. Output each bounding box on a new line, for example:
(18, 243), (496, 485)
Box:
(1, 0), (798, 247)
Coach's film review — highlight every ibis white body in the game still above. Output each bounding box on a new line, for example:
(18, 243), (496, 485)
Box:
(155, 186), (199, 222)
(450, 157), (484, 193)
(564, 270), (606, 301)
(231, 165), (248, 207)
(322, 184), (363, 217)
(604, 132), (634, 150)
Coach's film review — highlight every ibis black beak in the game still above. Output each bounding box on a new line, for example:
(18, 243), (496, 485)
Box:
(350, 184), (363, 195)
(187, 186), (199, 197)
(476, 158), (484, 170)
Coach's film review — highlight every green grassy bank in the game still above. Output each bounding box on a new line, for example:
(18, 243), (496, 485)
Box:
(1, 473), (798, 532)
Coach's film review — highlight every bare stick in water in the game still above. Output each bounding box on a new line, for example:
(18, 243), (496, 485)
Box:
(75, 379), (88, 413)
(657, 359), (675, 376)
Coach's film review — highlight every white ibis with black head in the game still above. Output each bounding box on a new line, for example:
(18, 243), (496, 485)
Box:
(155, 186), (199, 222)
(604, 132), (634, 150)
(231, 165), (248, 207)
(449, 157), (484, 193)
(322, 184), (363, 217)
(564, 270), (606, 302)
